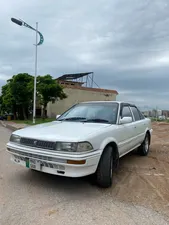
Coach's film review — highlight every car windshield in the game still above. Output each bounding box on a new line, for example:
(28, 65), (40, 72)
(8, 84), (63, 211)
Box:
(57, 102), (119, 124)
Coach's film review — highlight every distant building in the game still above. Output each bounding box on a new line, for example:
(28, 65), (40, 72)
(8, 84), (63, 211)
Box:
(162, 110), (169, 118)
(151, 109), (157, 118)
(47, 72), (118, 118)
(142, 109), (169, 119)
(157, 110), (162, 117)
(143, 111), (152, 117)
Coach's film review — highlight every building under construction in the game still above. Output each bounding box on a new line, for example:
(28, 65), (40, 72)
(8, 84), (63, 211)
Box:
(47, 72), (118, 118)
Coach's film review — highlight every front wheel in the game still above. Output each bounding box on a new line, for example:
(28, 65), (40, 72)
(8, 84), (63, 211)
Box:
(138, 133), (150, 156)
(95, 146), (113, 188)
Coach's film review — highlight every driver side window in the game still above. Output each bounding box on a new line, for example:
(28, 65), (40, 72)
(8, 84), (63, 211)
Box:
(122, 106), (133, 120)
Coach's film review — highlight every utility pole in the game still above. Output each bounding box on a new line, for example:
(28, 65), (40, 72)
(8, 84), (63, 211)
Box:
(156, 106), (158, 121)
(33, 22), (38, 124)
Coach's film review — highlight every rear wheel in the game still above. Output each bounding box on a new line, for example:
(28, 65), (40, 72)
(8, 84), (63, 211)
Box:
(138, 133), (150, 156)
(95, 145), (113, 188)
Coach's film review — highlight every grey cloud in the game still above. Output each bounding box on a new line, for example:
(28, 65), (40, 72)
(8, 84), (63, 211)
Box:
(0, 0), (169, 109)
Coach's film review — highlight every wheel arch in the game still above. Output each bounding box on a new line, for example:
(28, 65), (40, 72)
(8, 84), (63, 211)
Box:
(100, 140), (119, 169)
(146, 129), (151, 144)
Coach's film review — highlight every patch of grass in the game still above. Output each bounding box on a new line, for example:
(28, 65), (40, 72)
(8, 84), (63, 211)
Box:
(151, 118), (169, 123)
(12, 118), (55, 125)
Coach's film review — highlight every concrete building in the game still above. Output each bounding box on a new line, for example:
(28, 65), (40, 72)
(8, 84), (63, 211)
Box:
(47, 73), (118, 118)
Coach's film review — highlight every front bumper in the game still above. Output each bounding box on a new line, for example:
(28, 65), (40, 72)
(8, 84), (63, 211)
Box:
(7, 142), (101, 177)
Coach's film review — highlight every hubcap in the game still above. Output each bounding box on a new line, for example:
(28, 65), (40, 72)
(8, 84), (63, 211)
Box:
(144, 137), (149, 152)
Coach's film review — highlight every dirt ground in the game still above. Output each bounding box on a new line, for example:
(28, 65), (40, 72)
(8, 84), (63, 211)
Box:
(1, 122), (169, 224)
(107, 122), (169, 220)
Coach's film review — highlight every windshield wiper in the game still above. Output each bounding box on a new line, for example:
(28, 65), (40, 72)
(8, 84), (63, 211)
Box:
(58, 117), (86, 121)
(58, 117), (110, 123)
(83, 118), (110, 123)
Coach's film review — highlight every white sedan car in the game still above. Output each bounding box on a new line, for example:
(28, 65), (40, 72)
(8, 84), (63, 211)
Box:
(7, 101), (152, 188)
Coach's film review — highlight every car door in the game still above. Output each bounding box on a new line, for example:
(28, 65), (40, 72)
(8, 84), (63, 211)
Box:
(130, 106), (145, 146)
(117, 104), (136, 156)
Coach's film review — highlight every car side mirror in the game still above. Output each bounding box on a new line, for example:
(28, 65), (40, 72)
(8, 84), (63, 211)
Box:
(56, 115), (60, 119)
(119, 116), (132, 124)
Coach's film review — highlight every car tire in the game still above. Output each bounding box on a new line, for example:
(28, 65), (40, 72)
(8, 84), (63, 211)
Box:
(138, 133), (150, 156)
(95, 145), (113, 188)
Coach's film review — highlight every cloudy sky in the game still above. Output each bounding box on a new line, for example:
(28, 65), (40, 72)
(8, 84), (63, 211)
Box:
(0, 0), (169, 109)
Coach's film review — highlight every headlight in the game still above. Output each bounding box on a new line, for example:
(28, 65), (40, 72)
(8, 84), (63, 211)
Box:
(55, 141), (93, 152)
(10, 134), (21, 144)
(77, 142), (93, 152)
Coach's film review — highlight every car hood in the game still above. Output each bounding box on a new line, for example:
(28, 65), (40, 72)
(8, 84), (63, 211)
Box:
(13, 121), (112, 142)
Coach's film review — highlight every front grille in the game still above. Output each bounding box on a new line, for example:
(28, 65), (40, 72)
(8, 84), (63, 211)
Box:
(8, 148), (66, 163)
(14, 155), (25, 161)
(41, 161), (65, 170)
(20, 138), (56, 150)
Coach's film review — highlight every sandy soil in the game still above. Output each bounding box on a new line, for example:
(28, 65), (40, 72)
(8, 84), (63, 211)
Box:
(106, 122), (169, 220)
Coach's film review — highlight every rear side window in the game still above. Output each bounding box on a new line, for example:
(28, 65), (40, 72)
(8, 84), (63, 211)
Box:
(130, 107), (141, 121)
(138, 110), (145, 120)
(122, 106), (132, 118)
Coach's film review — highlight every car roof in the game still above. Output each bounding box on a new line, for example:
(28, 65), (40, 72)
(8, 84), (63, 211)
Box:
(81, 101), (120, 104)
(80, 101), (136, 107)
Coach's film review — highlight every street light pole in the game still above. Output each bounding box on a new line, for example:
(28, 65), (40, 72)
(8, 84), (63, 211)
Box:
(33, 22), (38, 124)
(11, 18), (44, 124)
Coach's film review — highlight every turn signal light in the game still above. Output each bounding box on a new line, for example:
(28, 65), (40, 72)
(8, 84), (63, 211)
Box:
(67, 160), (86, 165)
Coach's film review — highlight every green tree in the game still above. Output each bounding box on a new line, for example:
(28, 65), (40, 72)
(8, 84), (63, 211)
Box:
(0, 73), (34, 120)
(37, 75), (67, 118)
(1, 82), (15, 115)
(0, 73), (67, 120)
(10, 73), (34, 119)
(0, 95), (2, 114)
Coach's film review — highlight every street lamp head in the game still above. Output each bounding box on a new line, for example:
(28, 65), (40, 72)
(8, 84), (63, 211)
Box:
(11, 18), (22, 26)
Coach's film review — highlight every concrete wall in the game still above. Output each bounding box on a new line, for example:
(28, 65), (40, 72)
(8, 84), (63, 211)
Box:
(47, 87), (117, 118)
